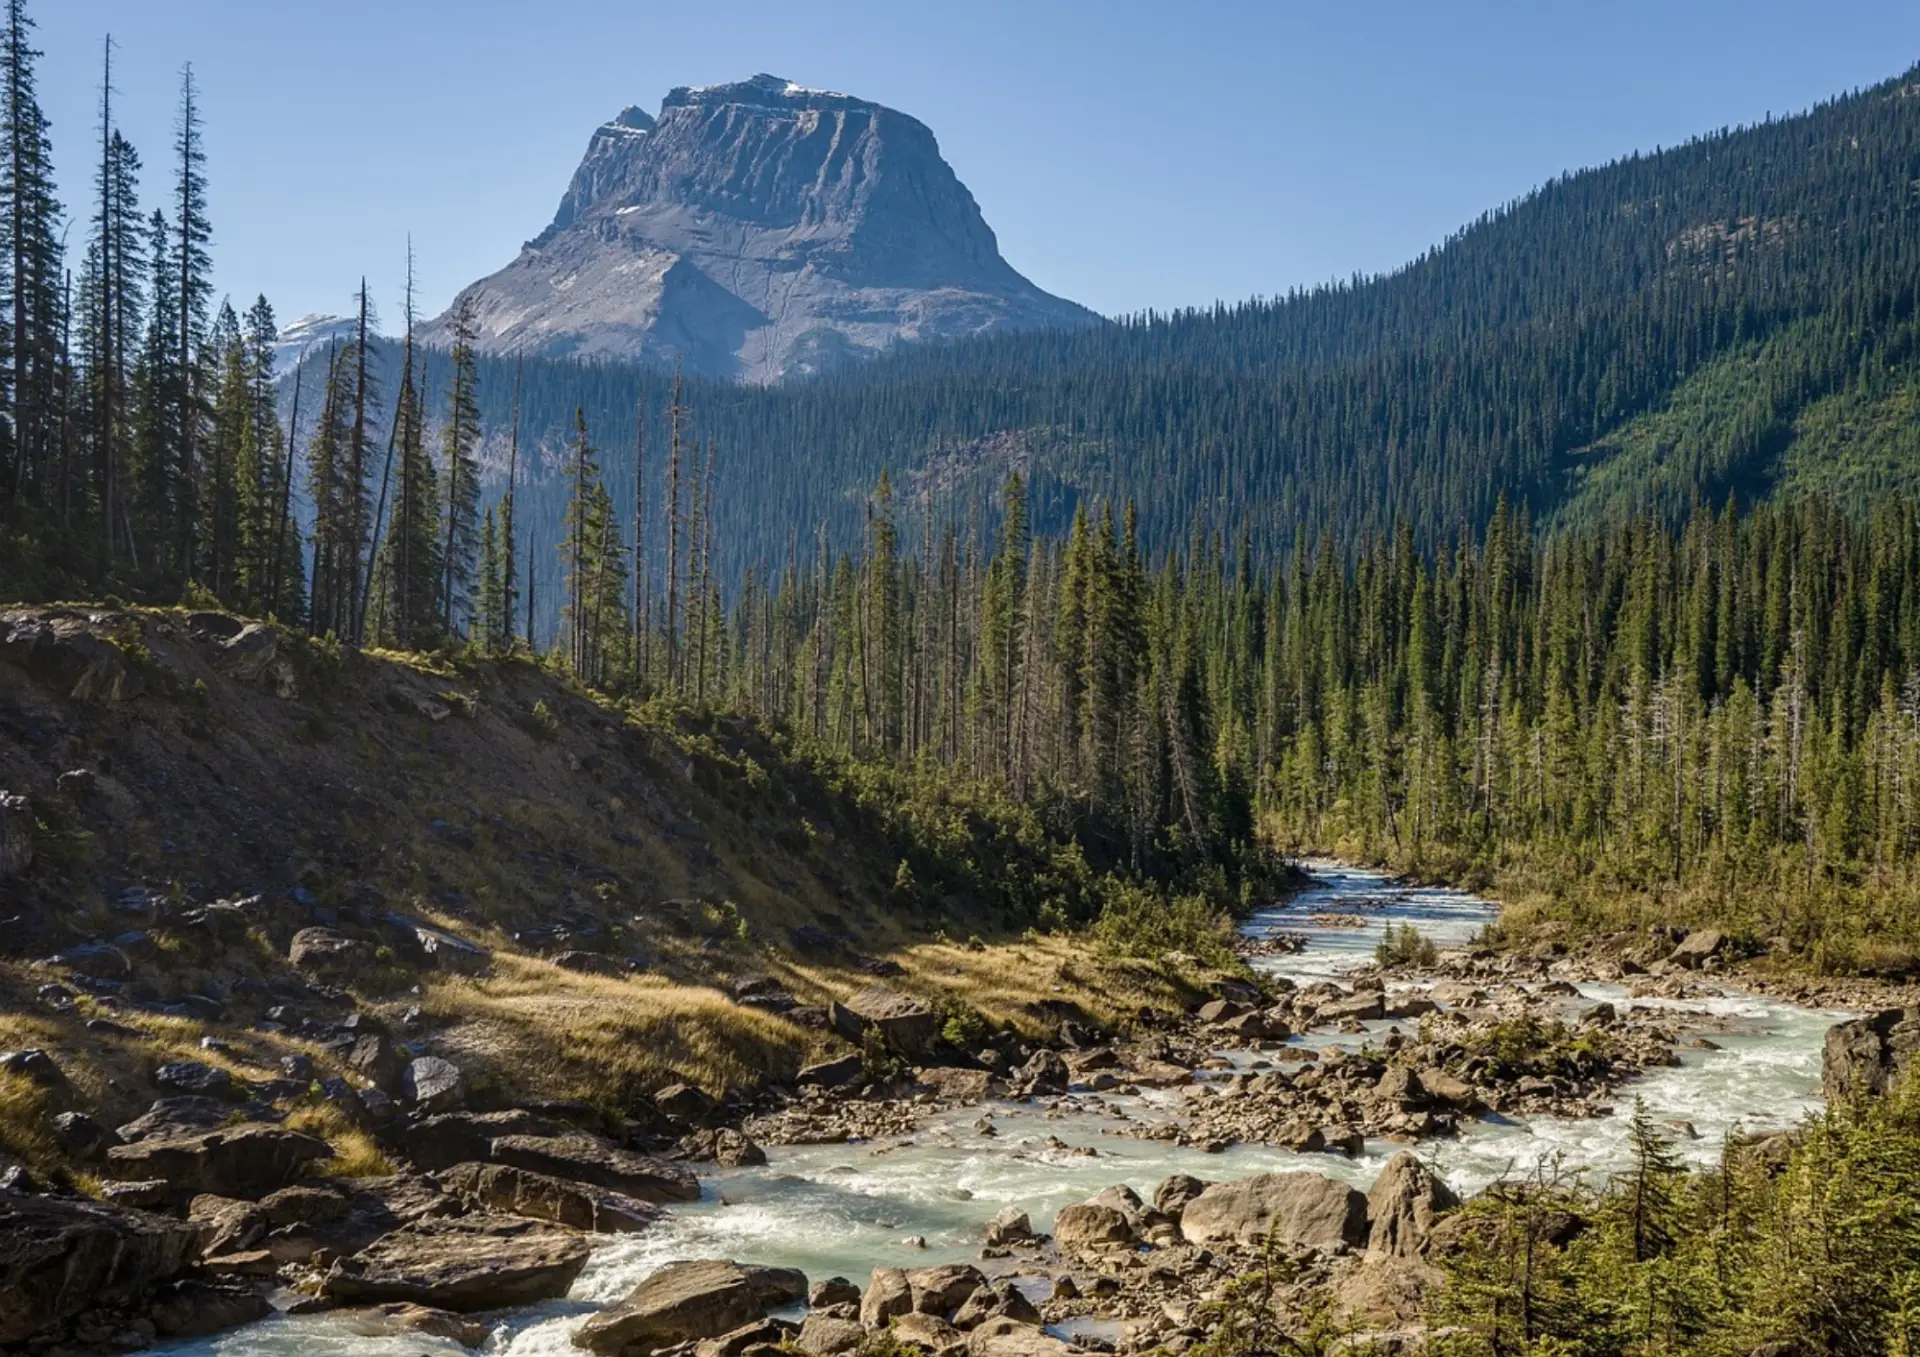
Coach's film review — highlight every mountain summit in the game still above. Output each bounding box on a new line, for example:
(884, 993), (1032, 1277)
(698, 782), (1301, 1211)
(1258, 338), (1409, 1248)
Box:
(427, 74), (1098, 381)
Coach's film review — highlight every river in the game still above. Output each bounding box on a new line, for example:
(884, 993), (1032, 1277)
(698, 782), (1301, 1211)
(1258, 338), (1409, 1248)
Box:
(166, 862), (1846, 1355)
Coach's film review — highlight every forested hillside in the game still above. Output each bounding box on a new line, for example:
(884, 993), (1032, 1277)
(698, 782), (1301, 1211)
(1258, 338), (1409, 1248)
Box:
(415, 60), (1920, 588)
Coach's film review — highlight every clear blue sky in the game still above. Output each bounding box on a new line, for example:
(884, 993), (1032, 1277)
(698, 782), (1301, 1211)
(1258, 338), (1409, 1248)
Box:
(41, 1), (1920, 330)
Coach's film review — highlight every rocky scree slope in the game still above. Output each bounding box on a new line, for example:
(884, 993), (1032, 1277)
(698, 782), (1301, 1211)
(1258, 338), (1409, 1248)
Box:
(424, 73), (1098, 381)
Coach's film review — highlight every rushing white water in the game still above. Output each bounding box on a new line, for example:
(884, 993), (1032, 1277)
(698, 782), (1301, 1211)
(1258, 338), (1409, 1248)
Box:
(163, 863), (1847, 1356)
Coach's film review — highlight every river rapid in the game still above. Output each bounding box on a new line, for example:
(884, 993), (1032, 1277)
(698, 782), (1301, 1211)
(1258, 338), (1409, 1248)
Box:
(166, 862), (1848, 1356)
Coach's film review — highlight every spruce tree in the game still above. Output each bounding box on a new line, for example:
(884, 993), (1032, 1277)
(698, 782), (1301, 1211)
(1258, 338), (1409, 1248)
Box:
(438, 295), (481, 638)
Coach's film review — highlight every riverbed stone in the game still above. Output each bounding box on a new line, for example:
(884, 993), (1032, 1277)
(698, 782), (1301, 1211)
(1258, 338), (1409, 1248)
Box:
(830, 984), (939, 1056)
(325, 1213), (591, 1311)
(0, 1192), (199, 1345)
(490, 1133), (699, 1202)
(1178, 1171), (1370, 1252)
(573, 1259), (808, 1356)
(1365, 1152), (1459, 1257)
(105, 1123), (331, 1202)
(436, 1161), (662, 1233)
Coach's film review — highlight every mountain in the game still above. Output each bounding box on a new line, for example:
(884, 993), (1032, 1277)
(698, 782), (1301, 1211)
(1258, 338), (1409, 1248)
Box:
(423, 74), (1098, 382)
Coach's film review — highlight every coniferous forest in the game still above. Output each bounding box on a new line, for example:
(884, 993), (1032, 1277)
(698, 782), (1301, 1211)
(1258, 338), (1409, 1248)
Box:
(9, 6), (1920, 1357)
(3, 0), (1920, 965)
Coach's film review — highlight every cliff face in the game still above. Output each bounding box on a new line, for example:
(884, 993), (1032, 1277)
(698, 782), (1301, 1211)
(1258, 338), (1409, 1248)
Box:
(426, 75), (1098, 381)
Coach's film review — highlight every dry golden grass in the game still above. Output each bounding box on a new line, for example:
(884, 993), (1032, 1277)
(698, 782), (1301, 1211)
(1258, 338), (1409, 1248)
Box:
(412, 954), (814, 1107)
(285, 1103), (392, 1177)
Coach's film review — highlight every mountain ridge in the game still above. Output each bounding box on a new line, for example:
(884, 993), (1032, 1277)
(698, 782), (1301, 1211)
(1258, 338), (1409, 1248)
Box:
(421, 73), (1098, 382)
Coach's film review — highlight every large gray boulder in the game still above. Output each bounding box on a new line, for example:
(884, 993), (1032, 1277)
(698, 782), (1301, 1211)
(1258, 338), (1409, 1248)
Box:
(288, 927), (371, 979)
(104, 1123), (331, 1202)
(325, 1213), (591, 1311)
(0, 1193), (199, 1345)
(572, 1259), (807, 1356)
(1365, 1153), (1460, 1257)
(1823, 1007), (1920, 1100)
(1178, 1172), (1370, 1252)
(830, 984), (940, 1057)
(490, 1134), (699, 1202)
(437, 1161), (662, 1233)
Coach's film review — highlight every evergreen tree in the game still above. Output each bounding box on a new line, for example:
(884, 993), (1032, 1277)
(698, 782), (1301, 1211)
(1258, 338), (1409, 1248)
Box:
(438, 295), (481, 638)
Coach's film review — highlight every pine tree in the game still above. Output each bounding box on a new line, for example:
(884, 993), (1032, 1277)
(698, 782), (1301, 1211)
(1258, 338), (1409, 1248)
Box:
(438, 295), (481, 638)
(171, 64), (210, 577)
(0, 0), (61, 509)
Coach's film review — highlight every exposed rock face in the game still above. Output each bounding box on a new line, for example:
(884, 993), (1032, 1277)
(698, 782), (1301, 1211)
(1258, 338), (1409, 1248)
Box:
(104, 1123), (332, 1202)
(0, 1192), (199, 1345)
(489, 1133), (700, 1202)
(1823, 1007), (1920, 1099)
(427, 74), (1096, 382)
(0, 790), (31, 877)
(830, 983), (939, 1056)
(1178, 1171), (1371, 1252)
(1365, 1152), (1460, 1257)
(572, 1258), (808, 1356)
(324, 1213), (592, 1311)
(436, 1161), (663, 1233)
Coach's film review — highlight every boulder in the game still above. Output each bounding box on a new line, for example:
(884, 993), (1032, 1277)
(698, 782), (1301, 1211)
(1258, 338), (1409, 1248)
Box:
(1332, 1253), (1443, 1327)
(346, 1032), (403, 1092)
(906, 1262), (985, 1315)
(0, 1192), (199, 1345)
(809, 1276), (862, 1309)
(1196, 999), (1247, 1024)
(695, 1317), (796, 1357)
(1823, 1007), (1920, 1100)
(153, 1060), (237, 1100)
(799, 1314), (866, 1356)
(654, 1082), (717, 1124)
(341, 1302), (492, 1348)
(1667, 929), (1727, 969)
(44, 941), (131, 980)
(1365, 1152), (1460, 1257)
(0, 1047), (66, 1091)
(1011, 1049), (1068, 1094)
(402, 1109), (571, 1170)
(1314, 992), (1386, 1024)
(965, 1318), (1075, 1357)
(1416, 1067), (1478, 1108)
(217, 622), (296, 696)
(1178, 1172), (1370, 1252)
(1374, 1066), (1426, 1107)
(407, 920), (492, 976)
(890, 1312), (965, 1354)
(437, 1161), (662, 1233)
(830, 984), (939, 1056)
(798, 1055), (865, 1089)
(104, 1123), (331, 1202)
(861, 1266), (914, 1327)
(148, 1279), (272, 1339)
(0, 791), (31, 878)
(573, 1259), (808, 1356)
(1153, 1173), (1209, 1217)
(50, 1110), (116, 1160)
(490, 1134), (700, 1202)
(984, 1206), (1032, 1246)
(325, 1213), (591, 1311)
(1051, 1202), (1135, 1249)
(288, 927), (371, 978)
(0, 614), (143, 702)
(116, 1095), (241, 1143)
(189, 1194), (267, 1255)
(402, 1056), (468, 1115)
(951, 1281), (1040, 1330)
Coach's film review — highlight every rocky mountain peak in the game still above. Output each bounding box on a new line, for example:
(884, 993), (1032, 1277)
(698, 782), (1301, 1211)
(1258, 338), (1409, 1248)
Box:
(432, 75), (1096, 381)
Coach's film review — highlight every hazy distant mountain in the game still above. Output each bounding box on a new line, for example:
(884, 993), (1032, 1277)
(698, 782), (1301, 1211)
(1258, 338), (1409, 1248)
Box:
(421, 74), (1099, 382)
